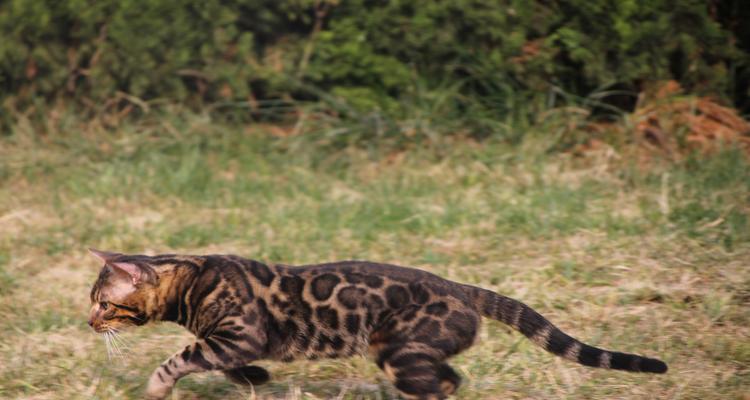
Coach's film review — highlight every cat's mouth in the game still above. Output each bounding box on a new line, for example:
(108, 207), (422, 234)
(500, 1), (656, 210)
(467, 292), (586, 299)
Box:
(91, 322), (125, 333)
(92, 325), (109, 333)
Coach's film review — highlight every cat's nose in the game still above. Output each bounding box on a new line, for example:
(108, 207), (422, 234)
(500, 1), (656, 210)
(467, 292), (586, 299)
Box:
(88, 319), (94, 327)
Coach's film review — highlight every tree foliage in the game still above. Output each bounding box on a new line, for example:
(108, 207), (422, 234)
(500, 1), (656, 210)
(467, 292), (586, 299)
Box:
(0, 0), (747, 121)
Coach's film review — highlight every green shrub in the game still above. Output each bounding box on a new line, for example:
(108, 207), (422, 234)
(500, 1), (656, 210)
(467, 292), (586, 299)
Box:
(0, 0), (747, 131)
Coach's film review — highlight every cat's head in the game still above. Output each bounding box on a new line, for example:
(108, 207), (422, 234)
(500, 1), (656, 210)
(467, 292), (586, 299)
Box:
(87, 249), (158, 333)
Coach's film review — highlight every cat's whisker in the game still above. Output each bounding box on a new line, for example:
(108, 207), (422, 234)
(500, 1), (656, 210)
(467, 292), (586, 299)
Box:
(113, 341), (124, 359)
(107, 332), (119, 359)
(109, 331), (132, 356)
(111, 337), (130, 353)
(102, 331), (113, 360)
(113, 331), (132, 348)
(113, 339), (126, 359)
(110, 328), (134, 347)
(102, 334), (108, 360)
(105, 329), (126, 359)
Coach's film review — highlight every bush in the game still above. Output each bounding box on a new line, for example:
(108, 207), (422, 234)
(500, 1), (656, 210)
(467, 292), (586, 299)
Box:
(0, 0), (747, 129)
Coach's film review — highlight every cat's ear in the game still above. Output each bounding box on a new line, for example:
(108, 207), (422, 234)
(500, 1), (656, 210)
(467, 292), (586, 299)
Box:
(88, 248), (157, 286)
(108, 262), (158, 286)
(88, 248), (122, 264)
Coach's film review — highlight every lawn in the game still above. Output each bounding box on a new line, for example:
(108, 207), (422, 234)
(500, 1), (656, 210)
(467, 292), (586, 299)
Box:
(0, 116), (748, 399)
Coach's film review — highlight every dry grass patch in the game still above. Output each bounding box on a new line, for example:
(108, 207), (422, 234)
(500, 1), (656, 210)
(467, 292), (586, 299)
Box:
(0, 124), (748, 399)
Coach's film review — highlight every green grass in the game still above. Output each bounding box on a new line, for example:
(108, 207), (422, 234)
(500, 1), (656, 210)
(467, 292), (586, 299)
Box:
(0, 114), (748, 399)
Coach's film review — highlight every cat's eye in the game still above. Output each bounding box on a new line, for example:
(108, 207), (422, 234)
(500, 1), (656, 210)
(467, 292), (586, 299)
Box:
(99, 302), (108, 310)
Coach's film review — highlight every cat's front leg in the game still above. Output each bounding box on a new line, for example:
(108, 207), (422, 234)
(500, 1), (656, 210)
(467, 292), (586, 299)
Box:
(145, 333), (264, 400)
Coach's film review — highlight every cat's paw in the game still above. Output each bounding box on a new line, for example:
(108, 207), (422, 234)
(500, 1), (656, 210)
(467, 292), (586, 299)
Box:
(224, 365), (271, 385)
(144, 373), (173, 400)
(144, 386), (171, 400)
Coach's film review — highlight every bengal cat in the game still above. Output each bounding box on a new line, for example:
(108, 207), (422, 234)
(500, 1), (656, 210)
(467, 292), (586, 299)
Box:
(87, 249), (667, 399)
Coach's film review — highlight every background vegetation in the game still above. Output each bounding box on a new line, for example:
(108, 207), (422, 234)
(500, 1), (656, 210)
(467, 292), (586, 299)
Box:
(0, 1), (748, 399)
(2, 0), (749, 137)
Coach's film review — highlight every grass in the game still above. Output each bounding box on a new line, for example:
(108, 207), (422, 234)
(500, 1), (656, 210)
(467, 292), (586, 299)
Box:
(0, 112), (748, 399)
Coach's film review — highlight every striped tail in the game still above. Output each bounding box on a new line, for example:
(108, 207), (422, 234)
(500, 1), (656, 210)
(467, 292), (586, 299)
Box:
(467, 286), (667, 373)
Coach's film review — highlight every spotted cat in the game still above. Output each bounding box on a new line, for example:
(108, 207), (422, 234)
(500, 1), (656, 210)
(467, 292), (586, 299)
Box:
(87, 249), (667, 399)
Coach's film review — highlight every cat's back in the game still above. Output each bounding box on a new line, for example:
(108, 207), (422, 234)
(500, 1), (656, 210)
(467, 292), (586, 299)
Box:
(194, 256), (464, 300)
(281, 260), (470, 305)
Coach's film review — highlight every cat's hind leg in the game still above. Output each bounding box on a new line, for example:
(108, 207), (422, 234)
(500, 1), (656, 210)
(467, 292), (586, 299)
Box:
(369, 301), (478, 399)
(436, 363), (461, 396)
(375, 342), (446, 400)
(223, 365), (270, 385)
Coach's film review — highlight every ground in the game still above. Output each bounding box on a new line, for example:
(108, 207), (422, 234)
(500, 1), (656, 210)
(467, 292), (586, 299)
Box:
(0, 120), (748, 399)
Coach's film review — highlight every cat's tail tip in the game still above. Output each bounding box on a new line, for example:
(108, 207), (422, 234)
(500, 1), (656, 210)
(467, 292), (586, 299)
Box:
(641, 357), (668, 373)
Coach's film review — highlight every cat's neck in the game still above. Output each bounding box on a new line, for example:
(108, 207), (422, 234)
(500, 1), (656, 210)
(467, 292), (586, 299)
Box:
(148, 261), (201, 325)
